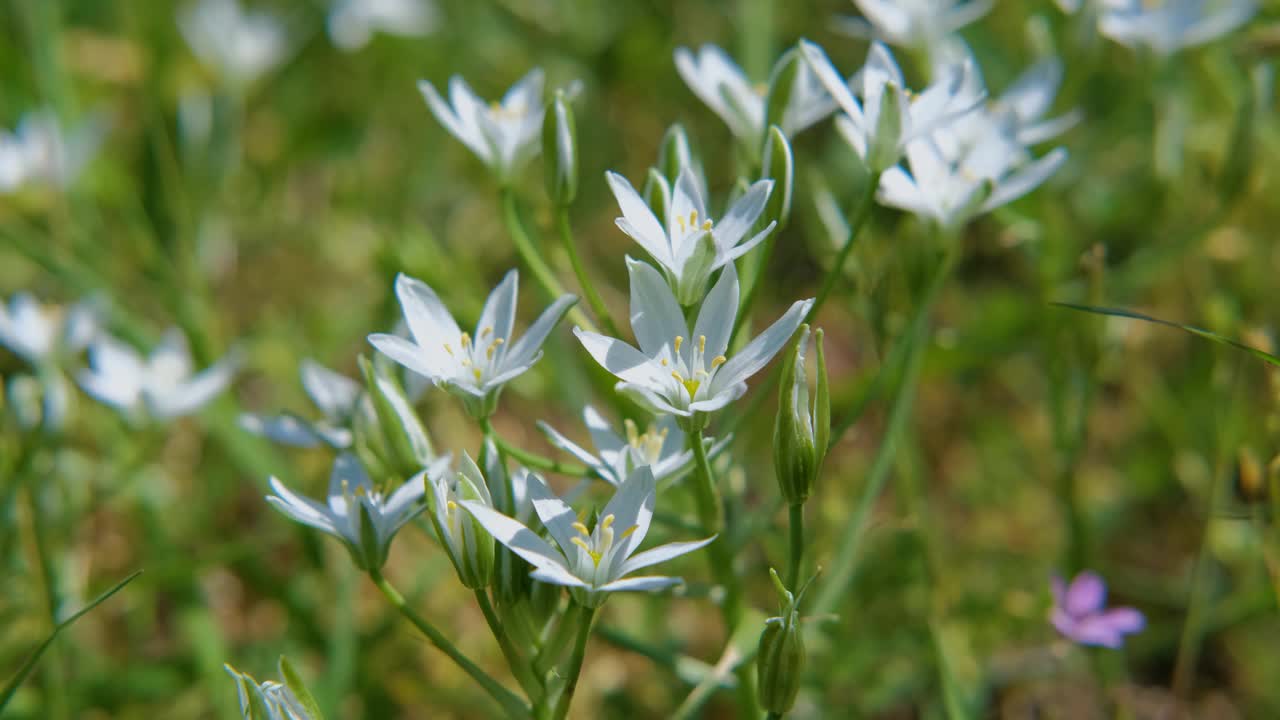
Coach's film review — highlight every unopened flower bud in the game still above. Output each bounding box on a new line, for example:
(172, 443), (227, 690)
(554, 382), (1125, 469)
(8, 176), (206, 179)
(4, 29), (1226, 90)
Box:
(761, 125), (794, 228)
(763, 48), (801, 135)
(658, 123), (695, 185)
(757, 568), (807, 714)
(357, 355), (435, 480)
(867, 83), (904, 174)
(542, 90), (578, 205)
(674, 232), (719, 307)
(774, 326), (829, 505)
(426, 453), (496, 589)
(643, 167), (671, 224)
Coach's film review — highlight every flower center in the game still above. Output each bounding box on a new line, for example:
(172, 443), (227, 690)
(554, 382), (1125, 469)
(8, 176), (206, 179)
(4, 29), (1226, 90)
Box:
(673, 209), (714, 243)
(568, 513), (638, 580)
(662, 334), (727, 402)
(624, 419), (669, 465)
(442, 326), (506, 385)
(488, 100), (530, 122)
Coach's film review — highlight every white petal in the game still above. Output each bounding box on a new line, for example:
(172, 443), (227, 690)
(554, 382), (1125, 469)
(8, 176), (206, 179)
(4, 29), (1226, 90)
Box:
(240, 413), (323, 447)
(300, 360), (361, 420)
(530, 563), (592, 589)
(476, 269), (518, 353)
(713, 298), (813, 393)
(537, 420), (608, 473)
(502, 294), (577, 371)
(692, 263), (740, 361)
(459, 500), (570, 573)
(395, 273), (461, 351)
(368, 333), (440, 382)
(620, 536), (717, 576)
(574, 329), (668, 388)
(713, 179), (772, 252)
(596, 575), (684, 593)
(600, 467), (655, 575)
(799, 40), (865, 128)
(525, 473), (581, 555)
(982, 148), (1067, 212)
(607, 171), (671, 266)
(627, 257), (687, 357)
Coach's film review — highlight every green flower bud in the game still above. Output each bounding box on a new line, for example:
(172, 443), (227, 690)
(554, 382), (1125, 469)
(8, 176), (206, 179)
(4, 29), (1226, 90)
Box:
(764, 48), (801, 135)
(868, 83), (904, 174)
(674, 232), (719, 307)
(426, 453), (496, 590)
(658, 123), (695, 185)
(774, 326), (829, 505)
(643, 167), (671, 225)
(757, 568), (807, 714)
(542, 90), (578, 205)
(357, 355), (435, 480)
(761, 125), (794, 228)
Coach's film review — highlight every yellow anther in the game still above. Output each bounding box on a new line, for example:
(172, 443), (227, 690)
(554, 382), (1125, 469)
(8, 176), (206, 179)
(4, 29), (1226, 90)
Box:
(461, 332), (471, 349)
(486, 338), (504, 358)
(688, 210), (698, 227)
(480, 326), (493, 339)
(473, 368), (482, 381)
(621, 524), (639, 539)
(446, 500), (458, 511)
(658, 427), (669, 439)
(698, 335), (706, 353)
(701, 219), (713, 231)
(624, 419), (639, 446)
(674, 336), (684, 353)
(572, 521), (591, 536)
(754, 82), (768, 97)
(676, 215), (687, 232)
(711, 355), (727, 368)
(660, 358), (668, 366)
(443, 343), (454, 356)
(601, 514), (616, 530)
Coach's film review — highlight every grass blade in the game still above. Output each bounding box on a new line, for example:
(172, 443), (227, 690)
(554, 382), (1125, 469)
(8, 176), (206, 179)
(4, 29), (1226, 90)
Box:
(1054, 303), (1280, 368)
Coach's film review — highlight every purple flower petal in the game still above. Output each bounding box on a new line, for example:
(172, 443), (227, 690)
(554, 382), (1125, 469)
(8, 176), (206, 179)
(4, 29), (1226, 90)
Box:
(1065, 571), (1107, 617)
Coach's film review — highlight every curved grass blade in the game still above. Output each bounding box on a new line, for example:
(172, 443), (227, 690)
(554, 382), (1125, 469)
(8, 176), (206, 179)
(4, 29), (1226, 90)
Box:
(0, 570), (142, 711)
(1054, 303), (1280, 368)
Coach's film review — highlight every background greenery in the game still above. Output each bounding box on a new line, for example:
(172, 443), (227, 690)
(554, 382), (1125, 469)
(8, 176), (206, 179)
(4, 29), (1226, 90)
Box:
(2, 0), (1279, 717)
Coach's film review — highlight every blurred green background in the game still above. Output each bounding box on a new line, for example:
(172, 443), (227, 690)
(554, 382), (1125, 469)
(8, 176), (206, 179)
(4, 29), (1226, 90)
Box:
(3, 0), (1280, 717)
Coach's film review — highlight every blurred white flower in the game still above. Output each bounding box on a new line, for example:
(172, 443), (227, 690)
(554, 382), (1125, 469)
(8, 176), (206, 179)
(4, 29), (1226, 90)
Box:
(801, 40), (983, 173)
(78, 328), (238, 421)
(607, 166), (774, 305)
(224, 663), (314, 720)
(179, 0), (288, 88)
(576, 259), (811, 426)
(0, 293), (96, 365)
(419, 70), (580, 183)
(538, 406), (730, 488)
(836, 0), (993, 50)
(0, 111), (102, 192)
(240, 360), (364, 448)
(462, 466), (715, 608)
(674, 44), (836, 143)
(267, 453), (443, 570)
(369, 270), (577, 419)
(328, 0), (439, 51)
(1096, 0), (1256, 55)
(877, 133), (1067, 228)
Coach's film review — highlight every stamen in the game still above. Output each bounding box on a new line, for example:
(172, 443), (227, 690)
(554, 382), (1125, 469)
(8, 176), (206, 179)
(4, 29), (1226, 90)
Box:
(443, 343), (454, 356)
(621, 524), (639, 539)
(446, 500), (458, 511)
(461, 332), (472, 349)
(486, 338), (504, 358)
(698, 335), (706, 354)
(480, 326), (492, 339)
(689, 210), (698, 227)
(624, 419), (639, 447)
(676, 215), (687, 232)
(701, 219), (713, 231)
(571, 521), (591, 536)
(660, 358), (669, 366)
(674, 336), (684, 353)
(601, 514), (616, 530)
(711, 355), (727, 368)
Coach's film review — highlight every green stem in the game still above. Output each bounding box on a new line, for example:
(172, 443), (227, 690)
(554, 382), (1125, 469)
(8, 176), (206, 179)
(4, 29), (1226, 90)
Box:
(786, 503), (805, 591)
(549, 605), (597, 720)
(805, 172), (881, 325)
(476, 589), (542, 700)
(369, 571), (530, 719)
(24, 480), (68, 720)
(499, 190), (595, 333)
(535, 603), (582, 680)
(689, 431), (760, 718)
(813, 250), (952, 616)
(766, 713), (784, 720)
(490, 432), (592, 478)
(557, 207), (619, 337)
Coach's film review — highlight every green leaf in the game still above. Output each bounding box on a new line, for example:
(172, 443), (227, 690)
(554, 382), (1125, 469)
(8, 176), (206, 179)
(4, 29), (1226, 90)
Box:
(279, 655), (327, 720)
(1053, 303), (1280, 368)
(0, 570), (142, 711)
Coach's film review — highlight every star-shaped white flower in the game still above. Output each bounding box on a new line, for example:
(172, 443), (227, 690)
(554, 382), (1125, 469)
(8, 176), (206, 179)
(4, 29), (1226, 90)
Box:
(327, 0), (439, 51)
(801, 39), (983, 173)
(877, 133), (1067, 228)
(607, 166), (775, 305)
(538, 406), (730, 488)
(575, 259), (812, 426)
(78, 328), (238, 422)
(836, 0), (994, 50)
(240, 360), (365, 449)
(179, 0), (288, 88)
(267, 453), (445, 570)
(368, 270), (577, 419)
(674, 44), (836, 144)
(0, 293), (96, 365)
(0, 111), (102, 193)
(462, 466), (715, 608)
(419, 70), (580, 183)
(1097, 0), (1256, 56)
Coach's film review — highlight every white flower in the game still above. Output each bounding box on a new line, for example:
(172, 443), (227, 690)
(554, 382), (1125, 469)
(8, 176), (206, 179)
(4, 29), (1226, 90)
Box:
(1097, 0), (1256, 56)
(538, 406), (730, 488)
(78, 328), (237, 421)
(179, 0), (288, 88)
(877, 133), (1068, 228)
(801, 40), (983, 173)
(674, 44), (836, 143)
(461, 466), (715, 608)
(224, 663), (315, 720)
(0, 111), (102, 192)
(368, 270), (577, 419)
(931, 42), (1080, 155)
(422, 452), (502, 589)
(0, 293), (96, 365)
(267, 453), (443, 570)
(607, 166), (775, 305)
(836, 0), (994, 50)
(328, 0), (438, 51)
(419, 70), (580, 183)
(240, 360), (364, 448)
(575, 259), (812, 426)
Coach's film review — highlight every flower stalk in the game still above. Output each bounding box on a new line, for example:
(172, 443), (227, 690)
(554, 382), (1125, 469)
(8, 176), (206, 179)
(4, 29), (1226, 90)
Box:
(499, 189), (595, 333)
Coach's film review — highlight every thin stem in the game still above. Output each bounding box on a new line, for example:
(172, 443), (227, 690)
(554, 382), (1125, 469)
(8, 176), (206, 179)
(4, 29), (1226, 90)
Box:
(490, 432), (592, 478)
(550, 605), (597, 720)
(476, 589), (542, 700)
(786, 503), (805, 591)
(689, 430), (760, 718)
(499, 189), (595, 333)
(535, 603), (582, 679)
(557, 207), (620, 337)
(805, 172), (881, 325)
(23, 480), (68, 720)
(369, 571), (531, 720)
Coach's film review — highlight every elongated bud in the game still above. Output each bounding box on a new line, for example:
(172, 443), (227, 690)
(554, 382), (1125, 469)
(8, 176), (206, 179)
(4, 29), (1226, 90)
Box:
(675, 232), (718, 306)
(658, 123), (695, 184)
(764, 48), (801, 134)
(427, 454), (496, 589)
(643, 167), (671, 222)
(543, 90), (578, 205)
(277, 655), (326, 720)
(357, 501), (383, 571)
(868, 83), (904, 173)
(775, 326), (828, 504)
(761, 125), (794, 228)
(757, 568), (806, 714)
(358, 355), (435, 480)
